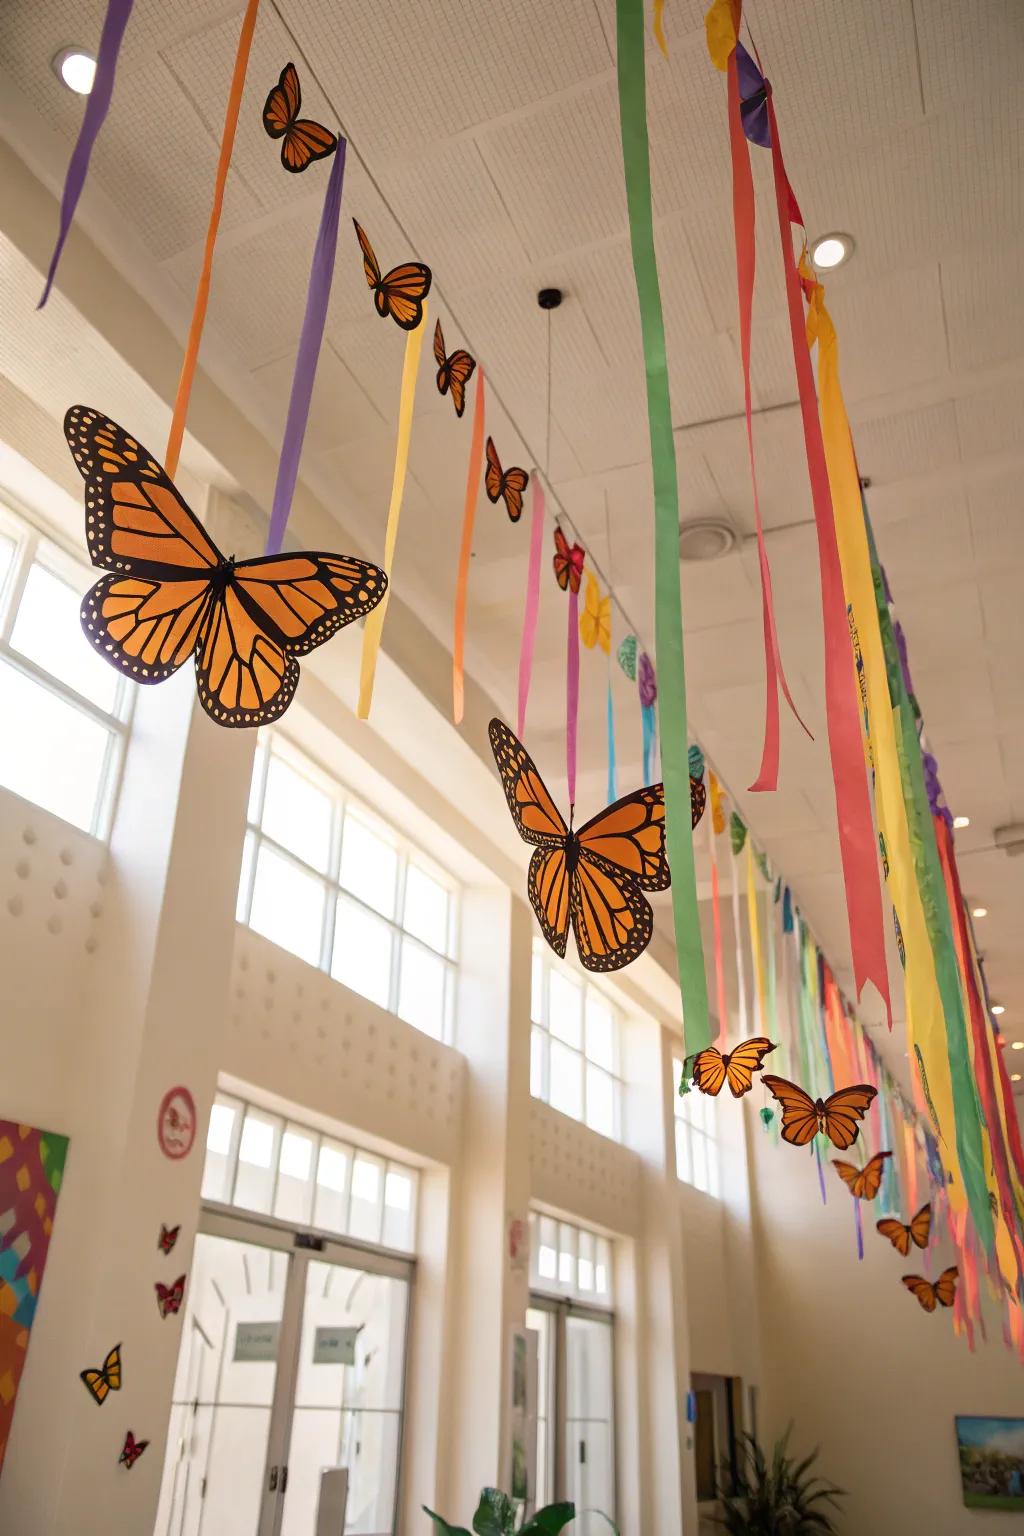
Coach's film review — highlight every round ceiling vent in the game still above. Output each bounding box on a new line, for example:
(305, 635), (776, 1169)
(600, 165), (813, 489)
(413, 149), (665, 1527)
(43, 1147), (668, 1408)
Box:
(679, 518), (737, 562)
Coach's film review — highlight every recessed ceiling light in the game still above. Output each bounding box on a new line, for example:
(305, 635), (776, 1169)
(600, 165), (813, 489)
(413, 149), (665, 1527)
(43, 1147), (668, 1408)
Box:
(810, 233), (854, 271)
(971, 905), (988, 918)
(953, 815), (970, 829)
(53, 47), (96, 95)
(1012, 1073), (1022, 1083)
(1011, 1041), (1024, 1051)
(992, 1004), (1005, 1016)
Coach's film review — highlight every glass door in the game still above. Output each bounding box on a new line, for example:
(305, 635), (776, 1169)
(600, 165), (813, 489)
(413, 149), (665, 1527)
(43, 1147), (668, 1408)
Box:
(526, 1297), (615, 1532)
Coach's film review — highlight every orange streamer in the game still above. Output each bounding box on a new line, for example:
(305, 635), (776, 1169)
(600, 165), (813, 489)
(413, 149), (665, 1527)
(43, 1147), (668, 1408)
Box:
(165, 0), (261, 476)
(452, 369), (485, 723)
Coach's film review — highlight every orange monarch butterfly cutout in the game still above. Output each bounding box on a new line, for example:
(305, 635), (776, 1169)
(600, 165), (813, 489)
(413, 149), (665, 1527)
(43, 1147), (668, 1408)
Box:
(902, 1266), (958, 1312)
(80, 1342), (122, 1405)
(833, 1149), (891, 1201)
(353, 220), (431, 331)
(65, 409), (387, 728)
(761, 1075), (877, 1151)
(691, 1037), (776, 1098)
(262, 63), (338, 174)
(553, 526), (585, 593)
(433, 320), (475, 418)
(877, 1203), (932, 1256)
(484, 438), (529, 524)
(489, 718), (706, 973)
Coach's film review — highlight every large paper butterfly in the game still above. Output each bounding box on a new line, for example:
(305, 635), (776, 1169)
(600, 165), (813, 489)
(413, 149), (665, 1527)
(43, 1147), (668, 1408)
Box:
(80, 1343), (122, 1405)
(877, 1204), (932, 1256)
(65, 409), (387, 728)
(484, 438), (529, 524)
(691, 1037), (776, 1099)
(902, 1266), (958, 1312)
(155, 1275), (187, 1320)
(353, 221), (431, 331)
(119, 1430), (149, 1469)
(489, 719), (705, 972)
(262, 63), (338, 173)
(158, 1223), (180, 1256)
(553, 527), (585, 593)
(833, 1149), (891, 1201)
(433, 320), (475, 418)
(761, 1076), (877, 1151)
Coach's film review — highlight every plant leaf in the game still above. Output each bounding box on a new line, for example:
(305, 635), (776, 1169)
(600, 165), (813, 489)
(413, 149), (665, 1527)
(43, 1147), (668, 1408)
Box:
(422, 1507), (472, 1536)
(472, 1489), (517, 1536)
(519, 1503), (577, 1536)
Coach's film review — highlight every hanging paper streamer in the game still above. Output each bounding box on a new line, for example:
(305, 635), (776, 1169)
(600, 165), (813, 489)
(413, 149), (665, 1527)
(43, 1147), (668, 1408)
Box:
(853, 1193), (864, 1261)
(452, 370), (486, 724)
(617, 0), (709, 1051)
(639, 651), (657, 785)
(358, 305), (427, 716)
(746, 842), (767, 1033)
(606, 682), (617, 805)
(653, 0), (670, 56)
(516, 480), (546, 739)
(566, 569), (584, 808)
(265, 141), (347, 555)
(707, 789), (728, 1043)
(165, 0), (261, 476)
(764, 90), (891, 1029)
(729, 831), (749, 1039)
(39, 0), (136, 308)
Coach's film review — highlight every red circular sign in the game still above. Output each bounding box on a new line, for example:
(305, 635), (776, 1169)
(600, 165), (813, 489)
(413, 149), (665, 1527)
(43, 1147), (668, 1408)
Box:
(157, 1086), (197, 1160)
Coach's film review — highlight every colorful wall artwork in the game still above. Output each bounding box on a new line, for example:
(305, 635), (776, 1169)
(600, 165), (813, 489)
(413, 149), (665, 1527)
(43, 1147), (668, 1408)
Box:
(0, 1119), (69, 1475)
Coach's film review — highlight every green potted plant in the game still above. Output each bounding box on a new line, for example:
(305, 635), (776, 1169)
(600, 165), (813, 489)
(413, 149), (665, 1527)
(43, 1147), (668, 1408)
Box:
(425, 1487), (617, 1535)
(713, 1428), (844, 1534)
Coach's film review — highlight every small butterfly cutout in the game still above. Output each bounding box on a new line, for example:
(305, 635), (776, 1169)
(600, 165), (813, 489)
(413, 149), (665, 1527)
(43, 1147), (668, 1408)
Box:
(484, 438), (529, 523)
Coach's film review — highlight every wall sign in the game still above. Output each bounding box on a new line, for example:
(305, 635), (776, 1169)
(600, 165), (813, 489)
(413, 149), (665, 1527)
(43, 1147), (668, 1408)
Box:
(233, 1320), (280, 1363)
(312, 1325), (360, 1366)
(157, 1087), (196, 1161)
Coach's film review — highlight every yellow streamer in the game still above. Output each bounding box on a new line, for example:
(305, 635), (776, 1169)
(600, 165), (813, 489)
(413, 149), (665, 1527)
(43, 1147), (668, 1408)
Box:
(746, 842), (767, 1034)
(357, 306), (427, 719)
(653, 0), (669, 57)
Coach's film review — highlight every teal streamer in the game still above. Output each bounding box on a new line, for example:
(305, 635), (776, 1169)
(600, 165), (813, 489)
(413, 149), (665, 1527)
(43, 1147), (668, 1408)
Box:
(641, 701), (656, 785)
(606, 681), (617, 804)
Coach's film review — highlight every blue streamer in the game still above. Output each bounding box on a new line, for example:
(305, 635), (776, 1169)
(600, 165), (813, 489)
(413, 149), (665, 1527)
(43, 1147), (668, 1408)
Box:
(606, 681), (617, 804)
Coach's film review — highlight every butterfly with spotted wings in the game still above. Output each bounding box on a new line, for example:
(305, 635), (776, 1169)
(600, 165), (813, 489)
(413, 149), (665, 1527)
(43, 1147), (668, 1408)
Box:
(761, 1075), (877, 1151)
(902, 1266), (957, 1312)
(832, 1149), (891, 1200)
(877, 1204), (932, 1256)
(353, 221), (431, 331)
(691, 1037), (777, 1098)
(262, 63), (337, 173)
(433, 320), (475, 418)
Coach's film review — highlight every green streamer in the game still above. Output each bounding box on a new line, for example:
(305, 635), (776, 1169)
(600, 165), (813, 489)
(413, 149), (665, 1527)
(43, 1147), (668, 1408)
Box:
(866, 516), (993, 1253)
(615, 0), (709, 1050)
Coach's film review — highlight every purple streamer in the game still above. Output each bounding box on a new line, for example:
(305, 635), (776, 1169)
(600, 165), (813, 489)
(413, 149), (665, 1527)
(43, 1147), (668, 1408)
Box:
(40, 0), (136, 307)
(814, 1140), (827, 1204)
(265, 140), (346, 556)
(854, 1196), (864, 1261)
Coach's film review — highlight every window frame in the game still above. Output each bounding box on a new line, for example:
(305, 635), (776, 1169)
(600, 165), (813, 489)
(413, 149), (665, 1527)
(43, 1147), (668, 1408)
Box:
(238, 733), (459, 1042)
(672, 1056), (720, 1198)
(0, 495), (133, 839)
(530, 944), (623, 1141)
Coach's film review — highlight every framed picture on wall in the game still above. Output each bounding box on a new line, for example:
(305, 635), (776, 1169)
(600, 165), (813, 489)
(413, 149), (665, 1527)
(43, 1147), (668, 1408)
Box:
(955, 1416), (1024, 1510)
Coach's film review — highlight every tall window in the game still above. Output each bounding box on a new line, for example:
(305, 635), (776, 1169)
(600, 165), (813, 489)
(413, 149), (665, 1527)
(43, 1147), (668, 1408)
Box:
(238, 736), (457, 1041)
(673, 1057), (719, 1196)
(0, 500), (131, 835)
(530, 945), (622, 1140)
(201, 1090), (418, 1253)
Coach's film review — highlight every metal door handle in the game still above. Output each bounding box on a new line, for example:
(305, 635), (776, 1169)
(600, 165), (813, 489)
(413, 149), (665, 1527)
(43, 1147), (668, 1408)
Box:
(281, 1466), (289, 1493)
(268, 1465), (279, 1492)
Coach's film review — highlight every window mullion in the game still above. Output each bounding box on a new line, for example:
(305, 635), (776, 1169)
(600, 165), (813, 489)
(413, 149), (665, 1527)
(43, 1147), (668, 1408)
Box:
(0, 639), (127, 735)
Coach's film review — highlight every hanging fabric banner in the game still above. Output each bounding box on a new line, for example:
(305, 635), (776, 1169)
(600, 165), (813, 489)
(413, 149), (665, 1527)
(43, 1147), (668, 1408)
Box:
(516, 480), (546, 739)
(358, 305), (427, 715)
(707, 786), (728, 1043)
(40, 0), (136, 308)
(165, 0), (261, 476)
(452, 370), (486, 724)
(764, 90), (890, 1029)
(566, 575), (582, 808)
(265, 142), (347, 555)
(617, 0), (709, 1051)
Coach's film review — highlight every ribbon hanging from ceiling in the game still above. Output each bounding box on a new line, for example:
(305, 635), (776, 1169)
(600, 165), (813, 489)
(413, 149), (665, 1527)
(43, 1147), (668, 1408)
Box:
(516, 480), (546, 740)
(40, 0), (136, 308)
(265, 142), (347, 555)
(166, 0), (261, 476)
(617, 0), (709, 1051)
(358, 305), (428, 714)
(565, 561), (584, 808)
(706, 773), (728, 1044)
(452, 370), (486, 724)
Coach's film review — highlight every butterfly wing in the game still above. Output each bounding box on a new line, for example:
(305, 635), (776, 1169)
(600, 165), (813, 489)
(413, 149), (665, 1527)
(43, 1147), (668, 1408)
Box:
(568, 547), (584, 594)
(902, 1274), (938, 1311)
(484, 438), (504, 504)
(723, 1037), (776, 1097)
(488, 719), (568, 849)
(934, 1265), (958, 1306)
(909, 1203), (932, 1249)
(857, 1151), (891, 1200)
(692, 1046), (729, 1097)
(377, 264), (432, 330)
(553, 528), (571, 590)
(833, 1160), (863, 1196)
(576, 784), (668, 890)
(762, 1076), (819, 1146)
(103, 1344), (122, 1392)
(820, 1084), (877, 1151)
(281, 119), (337, 173)
(691, 775), (708, 829)
(528, 847), (571, 959)
(263, 63), (300, 138)
(876, 1218), (912, 1257)
(353, 219), (382, 290)
(445, 351), (475, 418)
(500, 466), (529, 524)
(571, 849), (653, 973)
(80, 1368), (109, 1405)
(82, 573), (214, 684)
(433, 319), (447, 371)
(120, 1431), (149, 1468)
(158, 1224), (180, 1254)
(155, 1283), (171, 1319)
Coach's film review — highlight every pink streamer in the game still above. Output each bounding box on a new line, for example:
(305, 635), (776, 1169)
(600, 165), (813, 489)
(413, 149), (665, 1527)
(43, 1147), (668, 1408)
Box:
(567, 585), (580, 808)
(516, 481), (545, 739)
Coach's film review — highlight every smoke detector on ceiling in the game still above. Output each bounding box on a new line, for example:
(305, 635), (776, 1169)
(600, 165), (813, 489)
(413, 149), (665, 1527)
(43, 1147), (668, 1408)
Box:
(679, 518), (737, 563)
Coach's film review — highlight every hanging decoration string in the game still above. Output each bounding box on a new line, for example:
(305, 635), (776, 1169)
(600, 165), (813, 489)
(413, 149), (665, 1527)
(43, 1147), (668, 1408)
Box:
(358, 303), (428, 714)
(39, 0), (136, 308)
(516, 480), (546, 739)
(729, 817), (749, 1039)
(452, 369), (486, 724)
(165, 0), (261, 476)
(265, 140), (346, 554)
(566, 554), (584, 809)
(616, 0), (709, 1051)
(605, 502), (618, 804)
(746, 841), (766, 1033)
